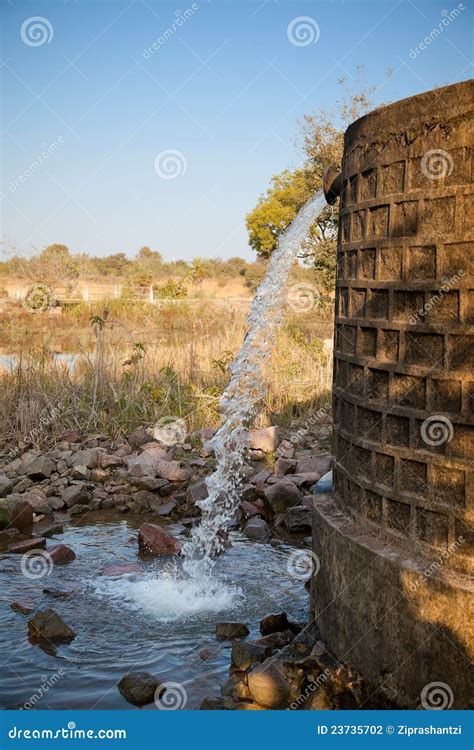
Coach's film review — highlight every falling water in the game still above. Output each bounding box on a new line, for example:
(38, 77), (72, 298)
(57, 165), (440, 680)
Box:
(182, 189), (327, 577)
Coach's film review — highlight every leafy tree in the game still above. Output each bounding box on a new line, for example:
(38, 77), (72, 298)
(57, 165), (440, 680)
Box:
(246, 75), (379, 294)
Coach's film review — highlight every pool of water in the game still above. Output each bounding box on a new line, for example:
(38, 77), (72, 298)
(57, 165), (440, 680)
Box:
(0, 515), (308, 710)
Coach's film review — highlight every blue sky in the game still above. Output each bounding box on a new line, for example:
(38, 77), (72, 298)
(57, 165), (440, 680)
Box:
(1, 0), (472, 261)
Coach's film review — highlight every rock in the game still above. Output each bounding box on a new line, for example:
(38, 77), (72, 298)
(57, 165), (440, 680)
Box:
(102, 562), (141, 576)
(231, 640), (271, 671)
(247, 659), (304, 709)
(249, 426), (279, 453)
(274, 458), (296, 475)
(288, 473), (321, 488)
(276, 439), (295, 458)
(187, 479), (208, 505)
(215, 622), (249, 639)
(43, 586), (78, 599)
(41, 524), (64, 538)
(9, 537), (46, 553)
(249, 469), (271, 484)
(118, 672), (164, 706)
(25, 456), (55, 479)
(90, 468), (109, 483)
(28, 609), (75, 644)
(70, 448), (99, 469)
(156, 499), (177, 516)
(151, 417), (187, 446)
(48, 496), (65, 510)
(284, 506), (312, 531)
(127, 427), (152, 451)
(260, 612), (289, 636)
(125, 445), (170, 476)
(243, 518), (270, 541)
(47, 544), (76, 565)
(62, 483), (91, 508)
(0, 497), (33, 530)
(59, 429), (82, 442)
(155, 459), (191, 482)
(11, 599), (35, 615)
(314, 470), (333, 494)
(0, 474), (15, 498)
(240, 501), (264, 518)
(131, 476), (167, 492)
(23, 490), (51, 514)
(98, 453), (123, 470)
(69, 503), (90, 516)
(296, 455), (331, 475)
(264, 482), (301, 515)
(138, 523), (181, 556)
(70, 465), (91, 480)
(12, 477), (33, 494)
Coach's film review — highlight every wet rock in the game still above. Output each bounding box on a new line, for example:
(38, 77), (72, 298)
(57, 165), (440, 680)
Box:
(9, 537), (46, 554)
(274, 458), (297, 475)
(284, 506), (312, 531)
(247, 659), (304, 709)
(69, 503), (90, 516)
(240, 500), (264, 518)
(62, 483), (91, 508)
(187, 479), (208, 505)
(264, 482), (301, 515)
(41, 524), (64, 538)
(138, 522), (181, 556)
(25, 456), (55, 480)
(28, 609), (75, 644)
(260, 612), (289, 636)
(0, 497), (33, 530)
(11, 599), (35, 615)
(249, 426), (279, 453)
(47, 544), (76, 565)
(43, 586), (78, 599)
(118, 672), (164, 706)
(102, 562), (141, 576)
(243, 518), (270, 541)
(156, 499), (177, 516)
(215, 622), (249, 640)
(231, 640), (272, 671)
(296, 455), (331, 475)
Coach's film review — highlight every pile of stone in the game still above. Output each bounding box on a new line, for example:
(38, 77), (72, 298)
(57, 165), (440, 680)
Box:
(209, 614), (366, 710)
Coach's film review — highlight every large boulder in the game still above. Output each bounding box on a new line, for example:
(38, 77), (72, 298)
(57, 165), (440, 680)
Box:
(23, 489), (51, 514)
(118, 672), (164, 706)
(0, 497), (33, 530)
(259, 612), (289, 636)
(264, 482), (301, 515)
(295, 454), (332, 475)
(28, 609), (75, 644)
(138, 523), (181, 556)
(231, 640), (272, 671)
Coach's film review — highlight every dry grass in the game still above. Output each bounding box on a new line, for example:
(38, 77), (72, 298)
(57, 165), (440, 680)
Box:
(0, 301), (333, 457)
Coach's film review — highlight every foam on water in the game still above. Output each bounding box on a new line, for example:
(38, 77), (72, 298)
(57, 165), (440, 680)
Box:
(182, 189), (327, 577)
(92, 569), (243, 622)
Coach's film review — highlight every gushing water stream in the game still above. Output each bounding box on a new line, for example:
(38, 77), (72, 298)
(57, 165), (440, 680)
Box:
(182, 189), (327, 578)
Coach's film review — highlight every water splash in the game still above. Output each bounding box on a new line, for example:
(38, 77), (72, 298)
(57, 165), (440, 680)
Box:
(182, 189), (327, 576)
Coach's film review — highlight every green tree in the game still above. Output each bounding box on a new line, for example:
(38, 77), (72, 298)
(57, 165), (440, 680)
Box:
(246, 76), (378, 294)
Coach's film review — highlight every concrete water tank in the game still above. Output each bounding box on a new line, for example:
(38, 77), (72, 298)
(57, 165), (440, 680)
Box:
(313, 80), (473, 708)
